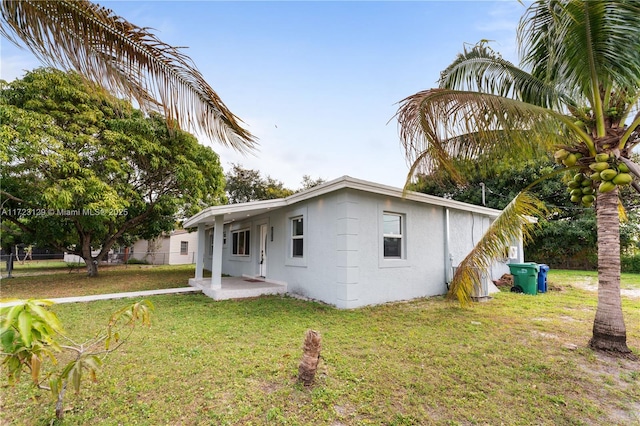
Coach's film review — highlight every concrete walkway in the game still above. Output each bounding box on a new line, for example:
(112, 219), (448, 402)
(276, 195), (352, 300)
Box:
(0, 287), (202, 308)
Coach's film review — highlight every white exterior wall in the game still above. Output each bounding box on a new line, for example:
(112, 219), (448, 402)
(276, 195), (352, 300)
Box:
(191, 176), (517, 309)
(276, 192), (341, 305)
(202, 188), (508, 309)
(448, 210), (490, 268)
(204, 193), (342, 306)
(338, 189), (447, 308)
(131, 239), (148, 260)
(203, 225), (256, 276)
(202, 229), (214, 272)
(64, 253), (86, 263)
(131, 238), (170, 265)
(130, 231), (198, 265)
(448, 210), (514, 281)
(168, 231), (198, 265)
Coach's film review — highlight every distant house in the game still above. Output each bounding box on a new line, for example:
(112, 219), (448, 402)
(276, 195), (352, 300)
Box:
(184, 176), (523, 309)
(64, 229), (197, 265)
(130, 229), (198, 265)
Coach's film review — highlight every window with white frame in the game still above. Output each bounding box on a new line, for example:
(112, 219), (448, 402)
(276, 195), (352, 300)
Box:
(383, 213), (403, 258)
(180, 241), (188, 255)
(291, 216), (304, 258)
(232, 229), (250, 256)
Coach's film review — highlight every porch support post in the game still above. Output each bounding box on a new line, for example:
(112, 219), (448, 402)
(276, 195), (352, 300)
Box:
(195, 223), (205, 279)
(210, 214), (224, 289)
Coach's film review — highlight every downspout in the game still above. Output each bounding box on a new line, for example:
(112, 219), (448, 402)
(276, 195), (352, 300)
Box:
(444, 208), (453, 291)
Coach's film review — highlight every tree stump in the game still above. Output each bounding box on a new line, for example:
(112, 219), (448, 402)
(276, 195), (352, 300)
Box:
(297, 329), (321, 386)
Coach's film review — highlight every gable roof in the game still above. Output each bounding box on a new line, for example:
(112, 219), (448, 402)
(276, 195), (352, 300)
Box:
(184, 175), (502, 228)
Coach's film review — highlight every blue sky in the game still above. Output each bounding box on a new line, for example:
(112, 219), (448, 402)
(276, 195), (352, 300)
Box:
(0, 1), (527, 190)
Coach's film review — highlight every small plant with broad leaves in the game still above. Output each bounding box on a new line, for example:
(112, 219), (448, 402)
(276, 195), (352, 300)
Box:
(0, 299), (154, 420)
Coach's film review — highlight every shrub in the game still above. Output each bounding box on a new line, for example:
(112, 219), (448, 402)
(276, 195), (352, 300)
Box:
(1, 299), (154, 420)
(621, 254), (640, 273)
(126, 258), (149, 265)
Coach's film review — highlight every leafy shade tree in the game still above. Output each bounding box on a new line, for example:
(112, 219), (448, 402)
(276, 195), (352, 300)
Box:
(396, 1), (640, 355)
(0, 68), (226, 276)
(300, 175), (326, 190)
(409, 158), (566, 210)
(224, 165), (328, 203)
(0, 221), (22, 253)
(225, 164), (294, 203)
(0, 0), (256, 152)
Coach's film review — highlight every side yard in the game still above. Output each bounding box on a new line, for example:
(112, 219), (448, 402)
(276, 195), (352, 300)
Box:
(0, 264), (205, 299)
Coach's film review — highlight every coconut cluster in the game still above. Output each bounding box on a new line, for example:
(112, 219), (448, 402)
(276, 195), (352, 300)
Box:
(554, 149), (632, 207)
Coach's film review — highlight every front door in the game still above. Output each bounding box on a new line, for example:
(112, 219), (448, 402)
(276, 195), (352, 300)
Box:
(259, 224), (267, 277)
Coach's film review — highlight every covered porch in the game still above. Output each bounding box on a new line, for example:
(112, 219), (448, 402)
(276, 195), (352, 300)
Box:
(185, 199), (288, 300)
(188, 275), (287, 301)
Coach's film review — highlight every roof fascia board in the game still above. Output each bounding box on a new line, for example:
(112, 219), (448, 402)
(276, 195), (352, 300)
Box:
(301, 176), (502, 217)
(185, 176), (503, 228)
(184, 199), (287, 228)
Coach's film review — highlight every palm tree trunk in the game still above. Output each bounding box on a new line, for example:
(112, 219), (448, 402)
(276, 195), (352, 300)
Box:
(590, 188), (631, 354)
(298, 330), (321, 386)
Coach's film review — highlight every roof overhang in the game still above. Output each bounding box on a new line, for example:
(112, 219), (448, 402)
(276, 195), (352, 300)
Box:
(184, 199), (287, 228)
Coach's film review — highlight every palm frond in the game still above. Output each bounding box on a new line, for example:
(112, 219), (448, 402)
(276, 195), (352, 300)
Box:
(439, 41), (567, 110)
(519, 0), (640, 126)
(448, 190), (545, 305)
(619, 113), (640, 151)
(0, 0), (256, 152)
(395, 88), (578, 179)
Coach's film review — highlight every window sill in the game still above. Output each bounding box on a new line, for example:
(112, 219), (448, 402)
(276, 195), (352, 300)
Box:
(379, 258), (410, 268)
(285, 257), (307, 267)
(230, 255), (251, 262)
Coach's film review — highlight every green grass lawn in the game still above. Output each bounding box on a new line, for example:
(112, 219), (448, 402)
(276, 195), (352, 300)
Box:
(0, 264), (209, 299)
(548, 268), (640, 291)
(0, 259), (71, 274)
(1, 267), (639, 425)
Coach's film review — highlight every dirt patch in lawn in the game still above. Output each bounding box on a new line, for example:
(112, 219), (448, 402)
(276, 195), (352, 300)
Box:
(571, 276), (640, 298)
(574, 353), (640, 425)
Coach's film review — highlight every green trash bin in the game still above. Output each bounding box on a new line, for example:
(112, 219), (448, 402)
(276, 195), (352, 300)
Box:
(508, 263), (539, 295)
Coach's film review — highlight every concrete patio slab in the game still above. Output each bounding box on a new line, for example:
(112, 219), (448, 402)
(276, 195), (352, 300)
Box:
(188, 276), (287, 301)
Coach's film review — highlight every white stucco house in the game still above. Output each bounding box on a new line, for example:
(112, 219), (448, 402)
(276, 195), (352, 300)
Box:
(184, 176), (523, 309)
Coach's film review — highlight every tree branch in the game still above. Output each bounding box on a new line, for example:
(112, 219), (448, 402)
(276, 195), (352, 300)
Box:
(96, 204), (157, 259)
(0, 190), (25, 203)
(0, 215), (36, 236)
